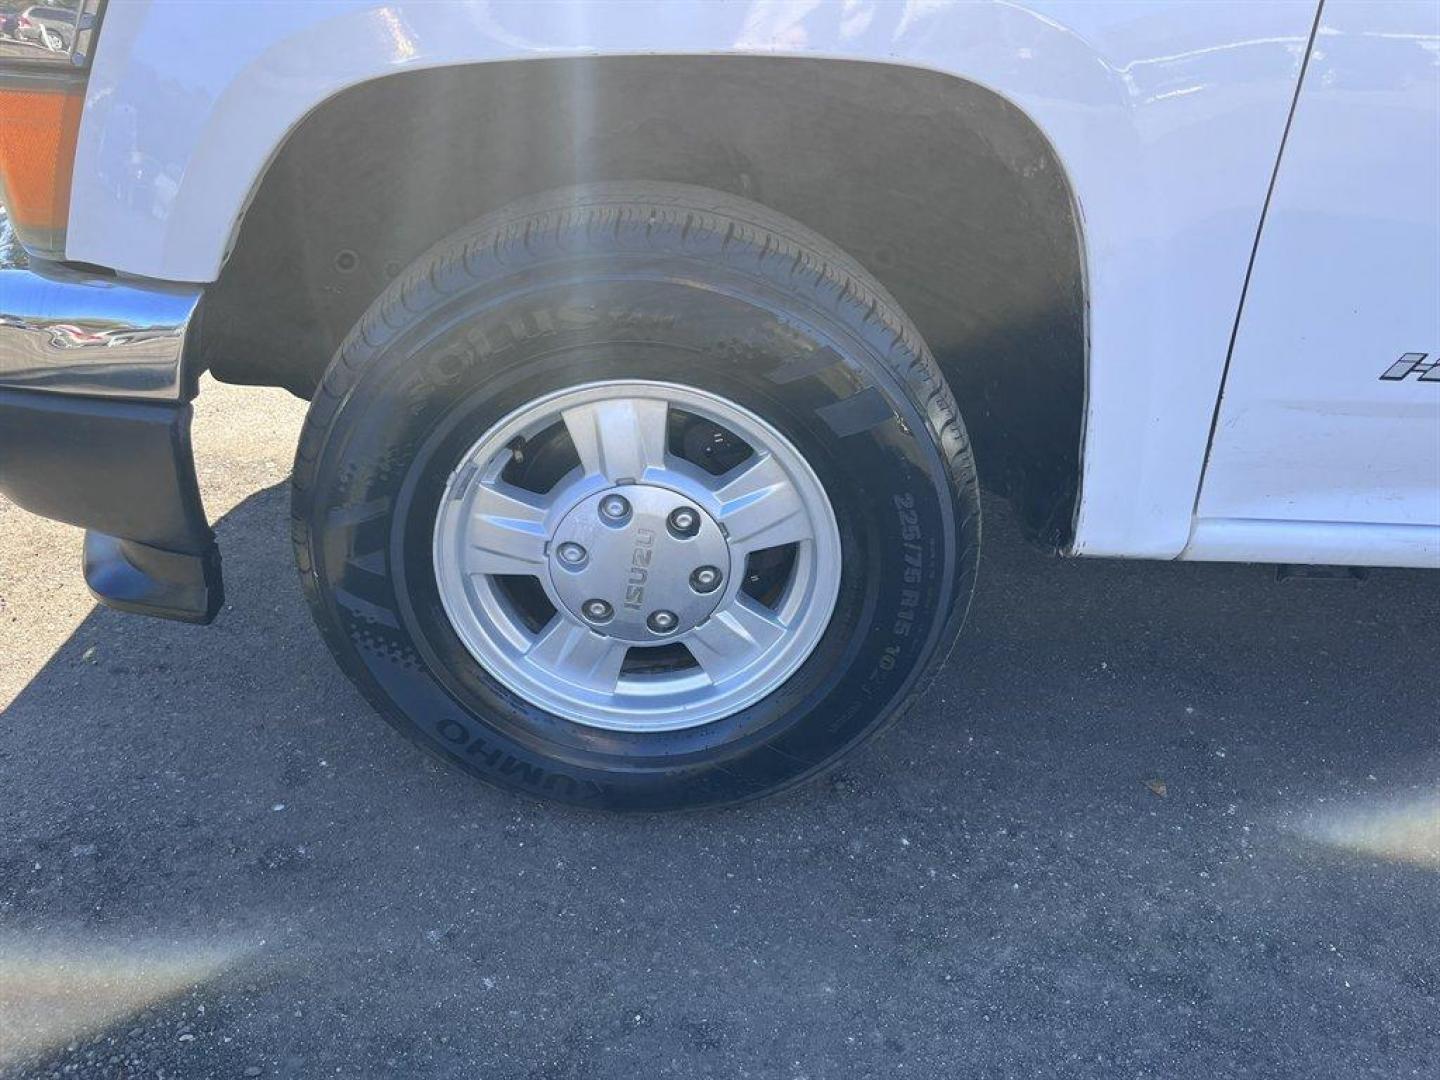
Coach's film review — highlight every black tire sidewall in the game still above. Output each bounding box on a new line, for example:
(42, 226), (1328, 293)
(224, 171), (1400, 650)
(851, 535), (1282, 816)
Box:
(302, 255), (967, 810)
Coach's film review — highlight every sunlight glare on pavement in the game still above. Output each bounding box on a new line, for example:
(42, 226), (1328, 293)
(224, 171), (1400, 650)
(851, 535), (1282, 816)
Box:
(1293, 791), (1440, 868)
(0, 936), (251, 1066)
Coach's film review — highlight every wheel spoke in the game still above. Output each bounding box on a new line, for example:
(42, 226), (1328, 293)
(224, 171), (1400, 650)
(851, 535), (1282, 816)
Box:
(433, 380), (842, 731)
(712, 452), (812, 554)
(466, 480), (551, 576)
(562, 397), (670, 483)
(526, 618), (629, 692)
(687, 596), (787, 684)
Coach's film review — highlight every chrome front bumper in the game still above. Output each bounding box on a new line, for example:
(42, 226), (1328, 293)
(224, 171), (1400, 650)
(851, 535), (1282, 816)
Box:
(0, 216), (202, 400)
(0, 214), (222, 622)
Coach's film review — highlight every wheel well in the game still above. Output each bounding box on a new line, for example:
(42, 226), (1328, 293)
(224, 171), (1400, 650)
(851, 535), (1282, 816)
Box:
(198, 55), (1085, 548)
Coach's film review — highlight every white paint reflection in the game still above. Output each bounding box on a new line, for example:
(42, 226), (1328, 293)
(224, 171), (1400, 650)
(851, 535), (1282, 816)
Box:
(0, 936), (251, 1066)
(376, 6), (418, 62)
(895, 0), (957, 43)
(735, 0), (820, 50)
(840, 0), (875, 41)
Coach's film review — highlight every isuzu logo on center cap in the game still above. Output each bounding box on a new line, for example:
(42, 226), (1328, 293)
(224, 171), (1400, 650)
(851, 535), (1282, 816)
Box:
(625, 528), (655, 610)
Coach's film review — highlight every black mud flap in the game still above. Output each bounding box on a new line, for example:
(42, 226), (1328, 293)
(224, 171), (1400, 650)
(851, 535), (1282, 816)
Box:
(0, 389), (224, 623)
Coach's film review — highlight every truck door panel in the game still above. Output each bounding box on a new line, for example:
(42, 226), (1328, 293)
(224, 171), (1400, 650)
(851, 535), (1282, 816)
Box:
(1195, 0), (1440, 542)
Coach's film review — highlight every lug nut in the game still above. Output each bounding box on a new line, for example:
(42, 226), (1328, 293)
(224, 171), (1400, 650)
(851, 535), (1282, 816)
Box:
(599, 494), (631, 522)
(556, 541), (587, 566)
(582, 599), (613, 623)
(690, 566), (722, 593)
(647, 610), (679, 634)
(667, 506), (700, 538)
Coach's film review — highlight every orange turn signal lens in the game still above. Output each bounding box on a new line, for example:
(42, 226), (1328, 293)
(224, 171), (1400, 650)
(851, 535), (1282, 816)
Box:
(0, 86), (84, 258)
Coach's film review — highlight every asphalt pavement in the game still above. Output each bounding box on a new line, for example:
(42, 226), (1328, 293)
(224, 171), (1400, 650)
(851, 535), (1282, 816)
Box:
(1, 379), (1437, 1079)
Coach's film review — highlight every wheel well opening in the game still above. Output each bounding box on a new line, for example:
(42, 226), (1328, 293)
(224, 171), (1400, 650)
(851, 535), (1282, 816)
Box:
(198, 55), (1086, 548)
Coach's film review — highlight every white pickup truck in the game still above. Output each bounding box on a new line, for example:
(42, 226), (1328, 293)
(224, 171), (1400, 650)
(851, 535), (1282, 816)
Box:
(0, 1), (1435, 809)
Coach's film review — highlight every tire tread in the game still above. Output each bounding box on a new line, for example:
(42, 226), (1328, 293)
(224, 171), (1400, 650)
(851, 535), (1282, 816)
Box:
(292, 182), (980, 806)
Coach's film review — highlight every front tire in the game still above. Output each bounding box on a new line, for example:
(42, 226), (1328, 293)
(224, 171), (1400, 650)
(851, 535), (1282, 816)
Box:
(292, 182), (979, 810)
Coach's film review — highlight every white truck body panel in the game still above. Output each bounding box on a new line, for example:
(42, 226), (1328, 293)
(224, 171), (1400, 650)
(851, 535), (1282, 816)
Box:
(1190, 0), (1440, 565)
(61, 1), (1439, 568)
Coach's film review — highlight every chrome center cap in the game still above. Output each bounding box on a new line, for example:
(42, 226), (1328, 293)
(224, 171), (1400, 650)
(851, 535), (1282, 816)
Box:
(547, 484), (731, 644)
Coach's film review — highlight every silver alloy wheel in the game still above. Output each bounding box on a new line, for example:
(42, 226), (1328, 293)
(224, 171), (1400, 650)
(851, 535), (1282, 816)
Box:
(432, 380), (842, 732)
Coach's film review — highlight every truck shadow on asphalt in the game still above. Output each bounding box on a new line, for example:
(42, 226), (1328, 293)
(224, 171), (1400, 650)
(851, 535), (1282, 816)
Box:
(3, 485), (1438, 1078)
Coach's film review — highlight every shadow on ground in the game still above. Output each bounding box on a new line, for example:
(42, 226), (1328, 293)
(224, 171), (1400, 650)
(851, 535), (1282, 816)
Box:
(2, 488), (1437, 1079)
